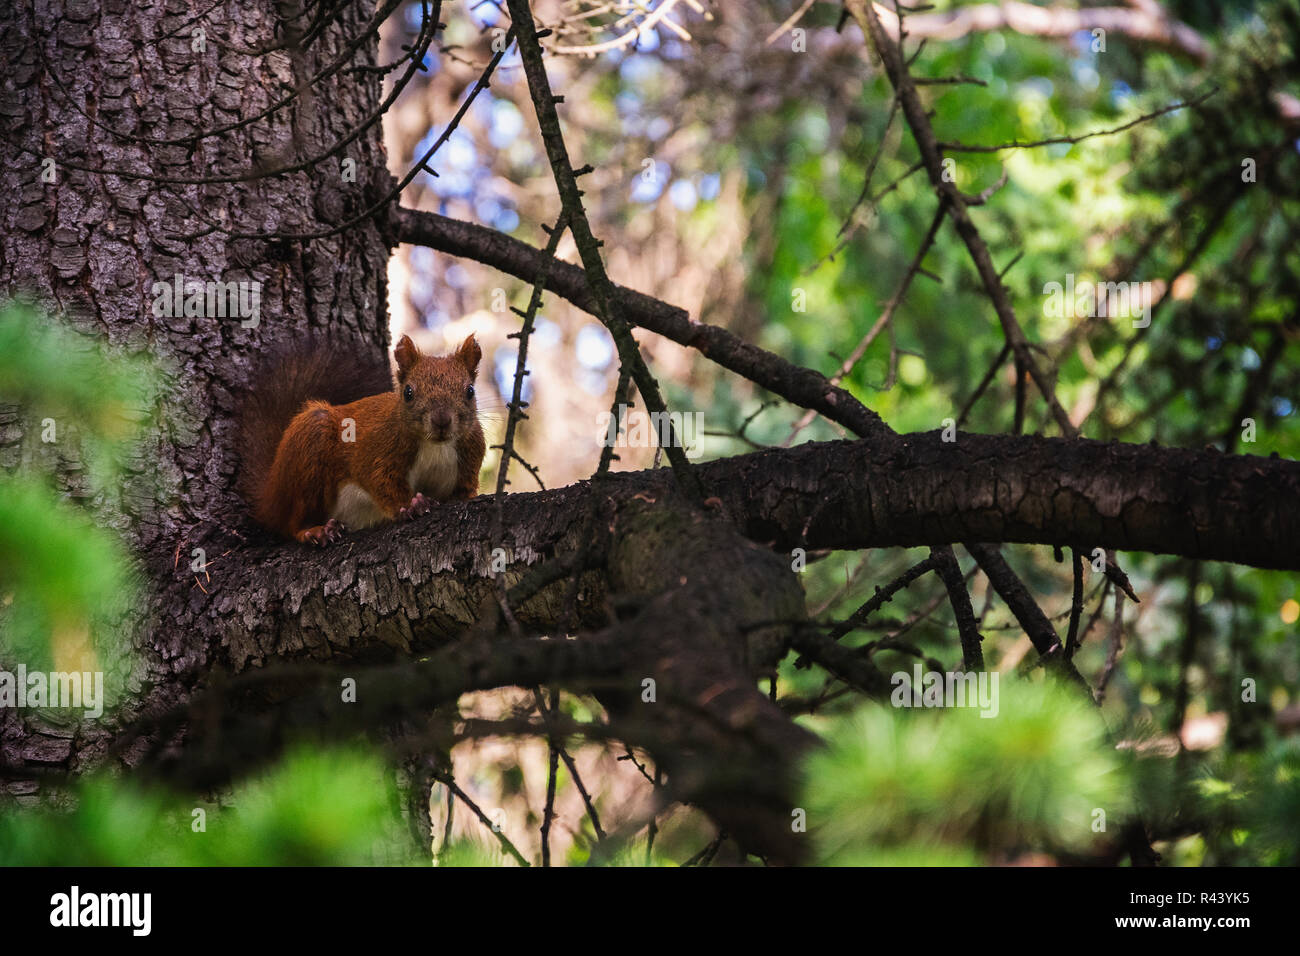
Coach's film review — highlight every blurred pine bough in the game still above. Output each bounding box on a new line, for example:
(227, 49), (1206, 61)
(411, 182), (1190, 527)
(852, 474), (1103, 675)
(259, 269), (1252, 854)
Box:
(800, 678), (1300, 866)
(0, 746), (422, 866)
(0, 301), (164, 679)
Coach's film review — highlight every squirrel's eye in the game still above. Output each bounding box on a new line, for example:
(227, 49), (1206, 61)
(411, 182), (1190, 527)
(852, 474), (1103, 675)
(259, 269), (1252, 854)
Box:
(403, 384), (414, 402)
(465, 384), (475, 402)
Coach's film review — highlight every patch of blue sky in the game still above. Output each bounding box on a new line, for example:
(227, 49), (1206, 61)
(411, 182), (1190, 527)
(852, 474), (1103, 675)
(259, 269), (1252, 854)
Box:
(620, 52), (661, 86)
(408, 268), (434, 305)
(645, 115), (671, 141)
(445, 129), (478, 169)
(473, 195), (520, 232)
(444, 263), (470, 289)
(659, 37), (687, 60)
(1069, 29), (1096, 56)
(413, 126), (477, 195)
(1071, 58), (1100, 91)
(488, 99), (524, 148)
(493, 207), (520, 231)
(410, 245), (436, 272)
(493, 346), (533, 403)
(408, 248), (436, 306)
(432, 169), (474, 195)
(468, 1), (502, 27)
(631, 26), (661, 53)
(576, 323), (615, 369)
(631, 164), (667, 203)
(669, 179), (696, 211)
(532, 317), (561, 348)
(474, 195), (500, 223)
(421, 305), (450, 330)
(404, 2), (431, 31)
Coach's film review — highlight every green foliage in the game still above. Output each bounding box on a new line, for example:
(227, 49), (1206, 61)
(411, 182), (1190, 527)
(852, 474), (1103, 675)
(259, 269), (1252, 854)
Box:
(801, 678), (1131, 864)
(727, 1), (1300, 866)
(0, 301), (160, 684)
(1239, 740), (1300, 865)
(0, 301), (160, 494)
(1175, 737), (1300, 865)
(0, 746), (416, 866)
(0, 479), (131, 671)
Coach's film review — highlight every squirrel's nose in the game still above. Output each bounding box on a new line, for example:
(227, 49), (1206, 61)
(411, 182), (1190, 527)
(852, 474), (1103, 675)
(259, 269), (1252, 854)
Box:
(431, 409), (453, 434)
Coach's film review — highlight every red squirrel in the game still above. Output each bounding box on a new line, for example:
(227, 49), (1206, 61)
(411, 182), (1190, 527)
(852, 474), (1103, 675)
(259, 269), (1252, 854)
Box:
(238, 334), (486, 545)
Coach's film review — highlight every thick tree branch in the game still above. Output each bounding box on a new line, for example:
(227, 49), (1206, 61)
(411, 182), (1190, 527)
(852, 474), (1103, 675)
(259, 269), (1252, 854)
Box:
(161, 430), (1300, 678)
(139, 496), (819, 863)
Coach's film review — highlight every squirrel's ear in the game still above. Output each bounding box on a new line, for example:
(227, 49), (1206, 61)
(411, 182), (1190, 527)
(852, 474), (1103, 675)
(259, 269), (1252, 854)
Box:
(394, 334), (420, 380)
(456, 334), (482, 376)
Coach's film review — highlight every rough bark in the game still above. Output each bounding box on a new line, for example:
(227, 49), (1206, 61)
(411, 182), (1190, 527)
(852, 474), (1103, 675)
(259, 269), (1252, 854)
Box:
(0, 0), (395, 563)
(126, 494), (818, 862)
(139, 429), (1300, 688)
(0, 0), (395, 793)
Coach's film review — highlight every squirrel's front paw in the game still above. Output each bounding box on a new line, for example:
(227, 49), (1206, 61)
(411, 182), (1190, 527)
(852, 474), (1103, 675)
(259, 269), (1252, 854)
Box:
(398, 492), (430, 521)
(300, 518), (345, 546)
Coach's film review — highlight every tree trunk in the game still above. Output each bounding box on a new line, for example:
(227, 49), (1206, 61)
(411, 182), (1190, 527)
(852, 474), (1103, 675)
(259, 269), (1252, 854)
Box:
(1, 0), (394, 797)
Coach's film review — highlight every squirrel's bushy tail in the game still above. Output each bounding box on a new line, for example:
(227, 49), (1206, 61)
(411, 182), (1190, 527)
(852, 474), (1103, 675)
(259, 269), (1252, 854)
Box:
(237, 337), (393, 513)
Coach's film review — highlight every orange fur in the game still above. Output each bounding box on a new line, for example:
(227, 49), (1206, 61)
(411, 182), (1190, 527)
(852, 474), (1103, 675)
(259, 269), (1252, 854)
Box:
(246, 335), (485, 545)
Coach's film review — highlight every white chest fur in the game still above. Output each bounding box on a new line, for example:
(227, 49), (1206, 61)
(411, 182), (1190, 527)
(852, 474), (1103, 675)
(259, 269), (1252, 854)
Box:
(332, 482), (389, 529)
(407, 439), (460, 500)
(331, 440), (460, 529)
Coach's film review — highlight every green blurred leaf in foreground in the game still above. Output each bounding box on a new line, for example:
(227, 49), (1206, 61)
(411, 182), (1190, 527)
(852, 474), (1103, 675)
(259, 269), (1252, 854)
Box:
(801, 678), (1133, 865)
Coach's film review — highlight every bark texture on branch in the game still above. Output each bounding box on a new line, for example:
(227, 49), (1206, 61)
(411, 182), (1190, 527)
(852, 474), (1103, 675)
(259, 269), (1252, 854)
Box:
(141, 494), (819, 862)
(161, 428), (1300, 683)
